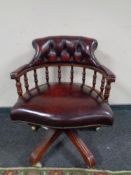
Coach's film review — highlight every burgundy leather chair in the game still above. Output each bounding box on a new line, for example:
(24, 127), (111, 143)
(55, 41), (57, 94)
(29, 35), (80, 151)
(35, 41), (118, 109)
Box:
(10, 36), (115, 168)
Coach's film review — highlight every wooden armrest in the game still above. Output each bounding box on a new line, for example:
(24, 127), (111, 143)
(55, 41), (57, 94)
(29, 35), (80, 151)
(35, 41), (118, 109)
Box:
(100, 65), (116, 82)
(10, 64), (29, 79)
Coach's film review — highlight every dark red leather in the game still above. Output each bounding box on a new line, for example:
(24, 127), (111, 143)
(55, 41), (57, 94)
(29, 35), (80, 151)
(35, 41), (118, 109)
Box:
(11, 83), (113, 128)
(31, 36), (99, 67)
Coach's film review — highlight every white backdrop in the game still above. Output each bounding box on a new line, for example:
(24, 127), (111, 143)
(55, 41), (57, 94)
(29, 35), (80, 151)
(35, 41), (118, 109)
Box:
(0, 0), (131, 106)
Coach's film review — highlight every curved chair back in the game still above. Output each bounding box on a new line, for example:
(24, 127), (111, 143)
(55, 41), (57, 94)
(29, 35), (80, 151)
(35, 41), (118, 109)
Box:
(11, 36), (115, 102)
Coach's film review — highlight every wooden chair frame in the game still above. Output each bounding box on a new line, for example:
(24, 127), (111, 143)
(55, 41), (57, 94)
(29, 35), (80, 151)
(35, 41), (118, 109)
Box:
(11, 36), (115, 167)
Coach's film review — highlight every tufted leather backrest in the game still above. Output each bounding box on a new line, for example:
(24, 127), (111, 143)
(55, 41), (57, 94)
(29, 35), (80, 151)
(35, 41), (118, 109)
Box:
(11, 36), (115, 102)
(30, 36), (100, 68)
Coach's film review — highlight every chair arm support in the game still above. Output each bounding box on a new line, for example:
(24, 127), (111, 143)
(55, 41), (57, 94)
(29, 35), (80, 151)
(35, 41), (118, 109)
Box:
(102, 66), (115, 102)
(10, 64), (29, 79)
(100, 65), (116, 83)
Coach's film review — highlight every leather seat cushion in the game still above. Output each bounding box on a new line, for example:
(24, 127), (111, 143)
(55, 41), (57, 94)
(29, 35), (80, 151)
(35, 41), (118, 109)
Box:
(11, 83), (113, 128)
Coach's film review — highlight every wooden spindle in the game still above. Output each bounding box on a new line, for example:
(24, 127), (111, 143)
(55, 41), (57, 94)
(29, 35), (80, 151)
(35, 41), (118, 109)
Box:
(82, 67), (86, 86)
(70, 65), (74, 84)
(58, 65), (61, 83)
(100, 76), (105, 96)
(24, 73), (29, 92)
(104, 80), (111, 102)
(34, 69), (38, 87)
(92, 71), (97, 89)
(45, 66), (49, 84)
(16, 78), (23, 97)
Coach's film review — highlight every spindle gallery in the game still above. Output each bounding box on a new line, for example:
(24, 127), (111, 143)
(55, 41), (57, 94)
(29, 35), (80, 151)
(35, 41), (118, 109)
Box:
(10, 36), (115, 167)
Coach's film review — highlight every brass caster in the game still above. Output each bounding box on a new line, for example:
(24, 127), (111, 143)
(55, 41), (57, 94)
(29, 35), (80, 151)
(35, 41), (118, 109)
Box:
(31, 126), (37, 131)
(34, 162), (42, 168)
(96, 127), (100, 131)
(42, 126), (48, 130)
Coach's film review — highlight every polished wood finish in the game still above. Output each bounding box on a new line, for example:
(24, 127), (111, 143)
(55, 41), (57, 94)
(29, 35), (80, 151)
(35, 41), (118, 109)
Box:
(45, 66), (49, 84)
(104, 80), (112, 102)
(24, 73), (29, 92)
(70, 65), (74, 84)
(66, 130), (96, 168)
(34, 69), (38, 88)
(92, 71), (97, 89)
(16, 77), (22, 97)
(58, 65), (61, 83)
(10, 36), (116, 167)
(100, 76), (105, 96)
(29, 129), (62, 165)
(29, 129), (95, 168)
(11, 36), (115, 102)
(82, 67), (86, 86)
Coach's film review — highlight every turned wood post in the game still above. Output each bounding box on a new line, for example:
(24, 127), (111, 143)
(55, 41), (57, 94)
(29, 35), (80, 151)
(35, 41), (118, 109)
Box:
(16, 77), (23, 97)
(104, 80), (112, 102)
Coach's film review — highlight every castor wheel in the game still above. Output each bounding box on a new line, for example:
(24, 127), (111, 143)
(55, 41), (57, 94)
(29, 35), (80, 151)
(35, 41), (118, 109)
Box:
(33, 162), (42, 168)
(31, 125), (40, 131)
(41, 126), (48, 130)
(87, 126), (101, 131)
(96, 127), (100, 131)
(31, 126), (37, 131)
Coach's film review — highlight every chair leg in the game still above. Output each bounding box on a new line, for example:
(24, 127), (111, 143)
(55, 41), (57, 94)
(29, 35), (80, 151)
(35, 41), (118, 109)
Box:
(65, 129), (96, 168)
(29, 129), (62, 165)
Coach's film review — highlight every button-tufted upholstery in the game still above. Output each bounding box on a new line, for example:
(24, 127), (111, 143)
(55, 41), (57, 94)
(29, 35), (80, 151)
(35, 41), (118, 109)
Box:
(30, 36), (99, 67)
(10, 36), (115, 167)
